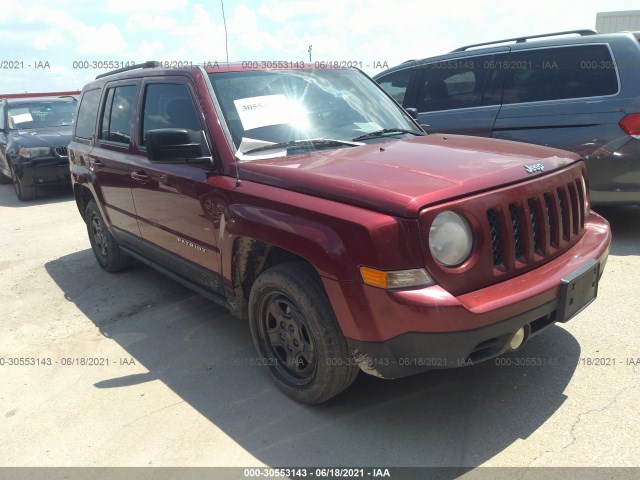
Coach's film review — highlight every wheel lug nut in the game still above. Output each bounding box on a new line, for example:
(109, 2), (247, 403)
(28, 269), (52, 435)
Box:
(280, 321), (285, 329)
(288, 325), (294, 332)
(293, 340), (299, 347)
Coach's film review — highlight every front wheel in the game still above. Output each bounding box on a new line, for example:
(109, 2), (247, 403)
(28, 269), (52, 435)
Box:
(11, 168), (38, 201)
(249, 262), (358, 404)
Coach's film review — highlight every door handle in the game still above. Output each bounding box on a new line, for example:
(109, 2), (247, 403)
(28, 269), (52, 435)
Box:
(91, 160), (105, 169)
(130, 171), (151, 184)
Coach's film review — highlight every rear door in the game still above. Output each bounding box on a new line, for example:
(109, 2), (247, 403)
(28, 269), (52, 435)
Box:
(129, 77), (223, 291)
(413, 52), (506, 136)
(91, 82), (141, 235)
(492, 44), (622, 153)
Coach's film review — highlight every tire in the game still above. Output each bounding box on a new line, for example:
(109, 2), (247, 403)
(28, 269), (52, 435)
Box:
(0, 171), (12, 184)
(84, 200), (133, 272)
(11, 167), (38, 201)
(249, 262), (359, 404)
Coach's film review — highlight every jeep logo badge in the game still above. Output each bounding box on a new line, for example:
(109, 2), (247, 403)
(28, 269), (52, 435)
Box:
(524, 163), (544, 174)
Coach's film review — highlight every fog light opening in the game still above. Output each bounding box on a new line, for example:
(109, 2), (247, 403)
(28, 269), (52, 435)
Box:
(508, 326), (529, 351)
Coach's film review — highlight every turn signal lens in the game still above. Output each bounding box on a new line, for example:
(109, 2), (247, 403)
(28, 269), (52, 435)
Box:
(360, 267), (433, 289)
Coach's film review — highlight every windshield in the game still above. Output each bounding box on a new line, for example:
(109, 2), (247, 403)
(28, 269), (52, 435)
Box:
(8, 101), (76, 130)
(208, 69), (422, 160)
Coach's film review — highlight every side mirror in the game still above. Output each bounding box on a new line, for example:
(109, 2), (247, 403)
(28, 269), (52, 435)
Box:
(145, 129), (213, 168)
(405, 108), (419, 120)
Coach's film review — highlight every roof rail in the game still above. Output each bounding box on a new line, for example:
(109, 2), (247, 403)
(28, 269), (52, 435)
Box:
(95, 61), (161, 80)
(451, 30), (598, 52)
(0, 90), (81, 99)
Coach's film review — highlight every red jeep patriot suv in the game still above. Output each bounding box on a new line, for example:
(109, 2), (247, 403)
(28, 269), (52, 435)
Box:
(68, 61), (611, 404)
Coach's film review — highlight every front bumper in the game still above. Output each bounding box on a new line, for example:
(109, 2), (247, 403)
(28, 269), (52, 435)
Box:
(324, 212), (611, 379)
(14, 157), (71, 188)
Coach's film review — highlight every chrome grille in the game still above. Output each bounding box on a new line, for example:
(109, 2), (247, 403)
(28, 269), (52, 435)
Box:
(54, 146), (68, 157)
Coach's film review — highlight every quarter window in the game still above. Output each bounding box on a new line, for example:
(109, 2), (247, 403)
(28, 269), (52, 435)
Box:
(502, 45), (618, 104)
(75, 89), (101, 140)
(100, 85), (137, 144)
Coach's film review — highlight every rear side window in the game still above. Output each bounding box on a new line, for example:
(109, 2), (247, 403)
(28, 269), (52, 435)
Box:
(415, 55), (496, 112)
(0, 103), (4, 130)
(141, 83), (202, 145)
(100, 85), (137, 144)
(502, 45), (619, 104)
(376, 68), (412, 105)
(75, 89), (101, 139)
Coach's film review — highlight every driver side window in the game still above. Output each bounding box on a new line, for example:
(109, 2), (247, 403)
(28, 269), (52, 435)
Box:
(376, 68), (413, 106)
(141, 83), (202, 145)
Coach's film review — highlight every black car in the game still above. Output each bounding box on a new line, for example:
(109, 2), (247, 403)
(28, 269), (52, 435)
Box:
(0, 96), (77, 200)
(374, 30), (640, 205)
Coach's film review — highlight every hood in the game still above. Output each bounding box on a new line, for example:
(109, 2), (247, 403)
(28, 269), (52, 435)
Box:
(237, 134), (581, 217)
(10, 127), (73, 149)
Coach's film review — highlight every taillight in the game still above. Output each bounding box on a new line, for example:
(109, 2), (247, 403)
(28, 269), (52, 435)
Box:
(619, 113), (640, 139)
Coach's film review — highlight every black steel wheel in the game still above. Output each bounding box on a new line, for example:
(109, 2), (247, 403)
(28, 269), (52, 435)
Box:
(257, 292), (317, 385)
(249, 262), (358, 404)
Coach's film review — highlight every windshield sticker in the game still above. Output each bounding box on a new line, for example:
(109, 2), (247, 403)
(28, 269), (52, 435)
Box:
(234, 94), (291, 131)
(235, 137), (287, 162)
(12, 113), (33, 124)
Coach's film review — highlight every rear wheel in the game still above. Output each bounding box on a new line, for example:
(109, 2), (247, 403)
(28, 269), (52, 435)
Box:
(249, 262), (358, 404)
(85, 200), (133, 272)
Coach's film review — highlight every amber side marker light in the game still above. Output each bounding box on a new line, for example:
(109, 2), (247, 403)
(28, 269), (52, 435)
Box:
(360, 266), (434, 289)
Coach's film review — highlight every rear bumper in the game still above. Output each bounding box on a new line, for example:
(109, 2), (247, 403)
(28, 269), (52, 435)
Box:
(325, 212), (611, 378)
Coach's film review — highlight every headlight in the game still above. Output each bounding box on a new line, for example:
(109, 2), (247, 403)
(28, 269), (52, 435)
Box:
(429, 211), (473, 267)
(18, 147), (52, 158)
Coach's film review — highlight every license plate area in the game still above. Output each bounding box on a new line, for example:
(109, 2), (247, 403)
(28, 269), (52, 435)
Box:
(557, 259), (600, 322)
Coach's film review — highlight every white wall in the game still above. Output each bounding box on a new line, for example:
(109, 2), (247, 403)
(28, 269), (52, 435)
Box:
(596, 10), (640, 33)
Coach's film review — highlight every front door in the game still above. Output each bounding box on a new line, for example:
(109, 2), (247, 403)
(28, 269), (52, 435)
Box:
(129, 79), (222, 292)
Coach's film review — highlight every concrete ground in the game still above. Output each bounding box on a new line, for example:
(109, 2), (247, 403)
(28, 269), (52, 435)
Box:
(0, 183), (638, 475)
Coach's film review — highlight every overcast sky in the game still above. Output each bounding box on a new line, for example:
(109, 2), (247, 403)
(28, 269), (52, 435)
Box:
(0, 0), (638, 93)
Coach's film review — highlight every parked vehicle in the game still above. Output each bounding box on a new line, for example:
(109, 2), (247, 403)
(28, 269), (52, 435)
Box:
(0, 95), (77, 200)
(69, 61), (610, 403)
(374, 30), (640, 205)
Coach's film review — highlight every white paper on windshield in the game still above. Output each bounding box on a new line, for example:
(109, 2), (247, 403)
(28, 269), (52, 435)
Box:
(234, 94), (290, 131)
(235, 137), (287, 162)
(353, 122), (382, 133)
(12, 113), (33, 124)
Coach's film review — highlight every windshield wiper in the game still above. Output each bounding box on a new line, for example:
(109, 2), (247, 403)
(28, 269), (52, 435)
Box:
(352, 128), (424, 141)
(243, 138), (362, 155)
